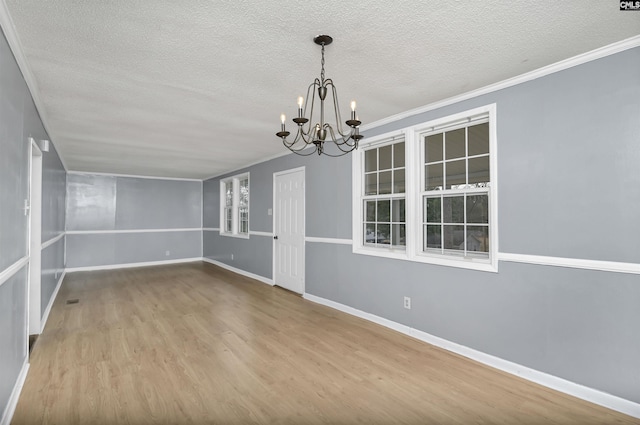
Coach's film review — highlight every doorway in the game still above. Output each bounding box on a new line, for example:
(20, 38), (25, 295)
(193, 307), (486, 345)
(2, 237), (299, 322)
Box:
(273, 167), (305, 294)
(28, 138), (42, 341)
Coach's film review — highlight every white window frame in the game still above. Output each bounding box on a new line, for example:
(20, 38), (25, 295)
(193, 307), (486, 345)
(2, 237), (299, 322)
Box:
(220, 172), (250, 238)
(353, 104), (498, 272)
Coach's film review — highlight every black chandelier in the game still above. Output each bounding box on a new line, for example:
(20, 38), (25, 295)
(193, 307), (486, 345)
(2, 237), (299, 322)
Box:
(276, 35), (363, 157)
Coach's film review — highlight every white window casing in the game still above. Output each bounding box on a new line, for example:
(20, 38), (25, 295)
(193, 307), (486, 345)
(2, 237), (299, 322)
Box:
(220, 173), (250, 238)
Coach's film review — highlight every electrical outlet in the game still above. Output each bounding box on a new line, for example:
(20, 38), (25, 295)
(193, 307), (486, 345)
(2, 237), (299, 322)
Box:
(404, 296), (411, 310)
(165, 250), (170, 256)
(267, 208), (273, 216)
(231, 254), (234, 260)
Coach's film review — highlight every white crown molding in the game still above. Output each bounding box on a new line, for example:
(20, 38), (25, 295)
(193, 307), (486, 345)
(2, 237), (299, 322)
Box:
(499, 253), (640, 275)
(67, 170), (202, 182)
(40, 270), (65, 332)
(65, 257), (201, 273)
(0, 358), (29, 425)
(303, 293), (640, 419)
(305, 236), (352, 245)
(0, 1), (68, 171)
(41, 233), (65, 250)
(202, 257), (274, 286)
(202, 148), (297, 181)
(0, 256), (29, 288)
(362, 35), (640, 132)
(66, 228), (201, 235)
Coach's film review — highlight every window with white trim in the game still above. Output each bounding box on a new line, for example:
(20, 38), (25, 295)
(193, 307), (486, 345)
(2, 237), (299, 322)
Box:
(421, 121), (490, 259)
(220, 173), (249, 237)
(353, 104), (497, 271)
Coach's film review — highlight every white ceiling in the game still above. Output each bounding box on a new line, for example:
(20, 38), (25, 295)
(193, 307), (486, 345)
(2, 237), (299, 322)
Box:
(3, 1), (639, 179)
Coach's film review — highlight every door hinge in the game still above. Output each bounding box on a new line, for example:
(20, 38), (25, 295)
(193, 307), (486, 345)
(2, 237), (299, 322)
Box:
(23, 199), (30, 216)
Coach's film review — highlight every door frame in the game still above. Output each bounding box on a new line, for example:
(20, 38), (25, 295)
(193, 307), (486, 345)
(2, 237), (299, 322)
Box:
(28, 137), (43, 336)
(272, 166), (306, 294)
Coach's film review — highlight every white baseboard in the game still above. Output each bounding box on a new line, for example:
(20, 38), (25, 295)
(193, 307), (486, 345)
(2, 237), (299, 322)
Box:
(40, 270), (66, 332)
(0, 358), (29, 425)
(202, 257), (274, 286)
(303, 293), (640, 419)
(65, 257), (202, 273)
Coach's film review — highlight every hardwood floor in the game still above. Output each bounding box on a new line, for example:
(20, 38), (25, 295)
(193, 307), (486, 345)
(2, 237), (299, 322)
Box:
(13, 262), (638, 424)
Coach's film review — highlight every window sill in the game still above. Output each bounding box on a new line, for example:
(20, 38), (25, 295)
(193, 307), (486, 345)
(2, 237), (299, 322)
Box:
(353, 245), (498, 273)
(219, 232), (250, 240)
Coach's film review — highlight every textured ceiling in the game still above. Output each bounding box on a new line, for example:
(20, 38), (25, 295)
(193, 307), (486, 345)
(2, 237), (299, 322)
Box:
(3, 1), (640, 178)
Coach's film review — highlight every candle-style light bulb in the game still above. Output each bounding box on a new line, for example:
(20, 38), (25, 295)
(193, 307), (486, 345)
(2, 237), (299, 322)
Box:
(350, 100), (357, 120)
(281, 114), (286, 124)
(297, 97), (304, 118)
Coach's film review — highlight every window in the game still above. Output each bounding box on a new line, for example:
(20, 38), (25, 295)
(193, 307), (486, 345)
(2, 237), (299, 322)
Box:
(362, 138), (406, 248)
(421, 122), (490, 259)
(353, 104), (497, 271)
(220, 173), (249, 237)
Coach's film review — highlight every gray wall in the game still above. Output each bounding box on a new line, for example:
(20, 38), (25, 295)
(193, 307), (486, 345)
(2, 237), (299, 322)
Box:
(203, 47), (640, 404)
(0, 27), (66, 421)
(65, 174), (202, 268)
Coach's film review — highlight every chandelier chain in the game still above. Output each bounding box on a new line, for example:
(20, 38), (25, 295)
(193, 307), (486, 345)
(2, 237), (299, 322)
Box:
(320, 44), (325, 82)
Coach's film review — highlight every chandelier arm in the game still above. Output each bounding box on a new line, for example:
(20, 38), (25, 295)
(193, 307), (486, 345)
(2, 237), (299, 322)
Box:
(325, 80), (353, 138)
(287, 127), (313, 148)
(300, 80), (320, 136)
(283, 142), (319, 156)
(323, 124), (357, 147)
(325, 127), (358, 154)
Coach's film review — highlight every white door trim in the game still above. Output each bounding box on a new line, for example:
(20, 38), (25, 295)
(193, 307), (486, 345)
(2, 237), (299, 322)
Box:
(272, 166), (306, 294)
(28, 138), (43, 336)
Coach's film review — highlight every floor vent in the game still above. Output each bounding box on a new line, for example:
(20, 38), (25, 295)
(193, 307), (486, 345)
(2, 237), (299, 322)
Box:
(66, 299), (79, 305)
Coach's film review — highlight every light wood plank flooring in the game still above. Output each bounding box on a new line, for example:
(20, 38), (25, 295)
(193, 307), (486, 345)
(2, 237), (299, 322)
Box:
(13, 262), (639, 424)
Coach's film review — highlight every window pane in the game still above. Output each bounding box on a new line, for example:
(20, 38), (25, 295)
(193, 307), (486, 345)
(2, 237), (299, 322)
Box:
(239, 178), (249, 206)
(365, 173), (377, 195)
(392, 224), (406, 246)
(443, 225), (465, 251)
(445, 128), (466, 160)
(425, 225), (441, 249)
(468, 156), (490, 186)
(393, 142), (405, 167)
(392, 199), (405, 223)
(468, 123), (489, 156)
(377, 224), (391, 245)
(377, 200), (390, 222)
(225, 182), (233, 206)
(466, 194), (488, 224)
(365, 223), (376, 244)
(365, 201), (376, 222)
(445, 159), (466, 189)
(379, 171), (392, 194)
(443, 196), (464, 224)
(426, 163), (443, 190)
(425, 133), (443, 162)
(466, 226), (489, 253)
(393, 169), (405, 194)
(365, 149), (377, 172)
(379, 145), (392, 170)
(424, 196), (441, 223)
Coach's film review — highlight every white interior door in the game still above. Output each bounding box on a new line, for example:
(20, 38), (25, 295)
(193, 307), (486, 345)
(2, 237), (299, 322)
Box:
(273, 167), (305, 294)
